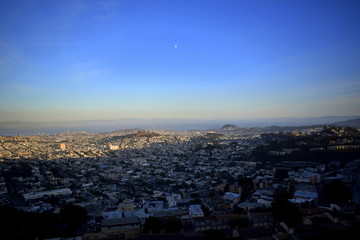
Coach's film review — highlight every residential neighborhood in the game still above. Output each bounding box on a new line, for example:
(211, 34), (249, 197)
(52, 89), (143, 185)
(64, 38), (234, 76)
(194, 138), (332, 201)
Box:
(0, 125), (360, 239)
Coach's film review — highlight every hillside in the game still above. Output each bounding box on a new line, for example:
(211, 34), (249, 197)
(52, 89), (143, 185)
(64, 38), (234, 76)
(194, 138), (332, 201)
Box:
(333, 118), (360, 128)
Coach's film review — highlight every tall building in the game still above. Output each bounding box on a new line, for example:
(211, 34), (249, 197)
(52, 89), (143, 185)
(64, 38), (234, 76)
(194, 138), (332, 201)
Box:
(60, 143), (66, 151)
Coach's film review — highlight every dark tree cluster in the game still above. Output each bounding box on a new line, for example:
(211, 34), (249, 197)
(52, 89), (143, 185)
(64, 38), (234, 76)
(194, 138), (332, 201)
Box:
(0, 204), (88, 239)
(322, 180), (352, 204)
(271, 189), (302, 225)
(143, 216), (183, 234)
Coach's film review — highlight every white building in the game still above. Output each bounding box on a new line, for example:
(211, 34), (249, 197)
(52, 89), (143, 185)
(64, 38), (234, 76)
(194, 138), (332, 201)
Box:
(189, 204), (204, 218)
(103, 211), (122, 219)
(23, 188), (72, 201)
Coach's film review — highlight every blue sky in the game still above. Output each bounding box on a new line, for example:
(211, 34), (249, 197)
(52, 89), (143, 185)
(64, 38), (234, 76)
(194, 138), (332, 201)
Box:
(0, 0), (359, 122)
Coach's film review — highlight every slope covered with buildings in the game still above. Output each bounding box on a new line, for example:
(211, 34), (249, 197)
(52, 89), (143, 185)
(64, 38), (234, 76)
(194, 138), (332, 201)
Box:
(0, 125), (359, 239)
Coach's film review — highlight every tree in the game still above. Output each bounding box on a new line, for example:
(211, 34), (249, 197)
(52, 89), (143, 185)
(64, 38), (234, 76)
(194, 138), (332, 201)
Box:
(271, 203), (302, 225)
(201, 204), (211, 217)
(237, 175), (254, 200)
(144, 216), (161, 234)
(273, 188), (292, 204)
(233, 205), (246, 215)
(0, 206), (62, 239)
(224, 183), (230, 192)
(60, 204), (89, 236)
(203, 229), (226, 240)
(274, 168), (289, 181)
(229, 217), (248, 229)
(322, 180), (352, 203)
(164, 218), (183, 233)
(271, 189), (301, 225)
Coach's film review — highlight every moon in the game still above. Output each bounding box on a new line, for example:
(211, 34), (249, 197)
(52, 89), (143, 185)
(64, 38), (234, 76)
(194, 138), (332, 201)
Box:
(174, 44), (178, 49)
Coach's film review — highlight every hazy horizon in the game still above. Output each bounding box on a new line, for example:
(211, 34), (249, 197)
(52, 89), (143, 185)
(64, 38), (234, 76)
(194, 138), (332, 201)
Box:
(1, 0), (360, 122)
(0, 115), (359, 136)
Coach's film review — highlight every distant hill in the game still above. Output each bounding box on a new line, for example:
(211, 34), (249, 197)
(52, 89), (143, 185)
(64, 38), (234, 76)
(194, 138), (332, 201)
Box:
(262, 125), (323, 132)
(133, 131), (160, 138)
(333, 118), (360, 128)
(221, 124), (239, 130)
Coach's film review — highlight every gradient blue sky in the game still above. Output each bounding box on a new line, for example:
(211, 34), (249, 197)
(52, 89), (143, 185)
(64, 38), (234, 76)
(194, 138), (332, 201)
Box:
(0, 0), (359, 122)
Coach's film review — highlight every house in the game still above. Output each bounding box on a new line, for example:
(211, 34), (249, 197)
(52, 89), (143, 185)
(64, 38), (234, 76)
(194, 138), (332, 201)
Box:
(223, 192), (241, 204)
(22, 188), (72, 201)
(154, 209), (190, 220)
(248, 211), (274, 228)
(103, 210), (122, 219)
(189, 205), (204, 218)
(101, 216), (141, 232)
(289, 190), (318, 208)
(118, 199), (135, 212)
(237, 202), (267, 212)
(100, 217), (143, 240)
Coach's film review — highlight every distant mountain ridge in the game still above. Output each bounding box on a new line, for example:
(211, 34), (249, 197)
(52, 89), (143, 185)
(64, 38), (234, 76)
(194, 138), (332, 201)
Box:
(333, 118), (360, 128)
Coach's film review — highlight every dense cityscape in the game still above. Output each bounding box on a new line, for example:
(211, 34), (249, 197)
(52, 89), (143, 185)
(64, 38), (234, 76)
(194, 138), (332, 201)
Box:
(1, 124), (360, 240)
(2, 0), (360, 239)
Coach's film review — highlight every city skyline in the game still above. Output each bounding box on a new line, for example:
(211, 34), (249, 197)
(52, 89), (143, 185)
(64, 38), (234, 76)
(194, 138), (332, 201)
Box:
(1, 0), (360, 122)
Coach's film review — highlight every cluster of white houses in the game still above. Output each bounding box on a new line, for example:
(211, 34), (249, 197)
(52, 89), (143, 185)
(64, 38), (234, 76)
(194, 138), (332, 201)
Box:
(23, 188), (72, 201)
